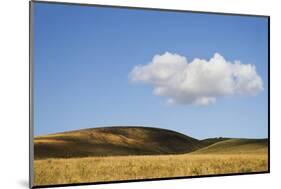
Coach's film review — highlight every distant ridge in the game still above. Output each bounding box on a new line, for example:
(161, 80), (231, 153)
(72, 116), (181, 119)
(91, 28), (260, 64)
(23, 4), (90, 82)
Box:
(34, 126), (202, 159)
(192, 138), (268, 154)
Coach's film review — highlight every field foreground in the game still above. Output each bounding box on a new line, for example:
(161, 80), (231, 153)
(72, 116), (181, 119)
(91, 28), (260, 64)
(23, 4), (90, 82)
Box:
(34, 153), (268, 186)
(34, 127), (268, 186)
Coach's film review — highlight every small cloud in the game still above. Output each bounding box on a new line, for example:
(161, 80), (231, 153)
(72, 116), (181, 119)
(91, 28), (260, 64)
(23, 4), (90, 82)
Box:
(129, 52), (263, 106)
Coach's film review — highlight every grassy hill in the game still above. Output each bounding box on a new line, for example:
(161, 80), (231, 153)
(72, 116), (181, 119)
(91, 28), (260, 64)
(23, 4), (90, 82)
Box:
(34, 126), (268, 160)
(34, 126), (203, 159)
(200, 137), (230, 146)
(192, 138), (268, 154)
(33, 127), (269, 186)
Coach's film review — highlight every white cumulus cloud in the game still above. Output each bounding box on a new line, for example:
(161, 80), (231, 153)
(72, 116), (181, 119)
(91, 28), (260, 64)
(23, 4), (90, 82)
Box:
(129, 52), (263, 106)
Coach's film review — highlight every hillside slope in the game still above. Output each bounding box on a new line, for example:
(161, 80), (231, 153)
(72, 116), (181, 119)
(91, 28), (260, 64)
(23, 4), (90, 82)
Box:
(34, 126), (202, 159)
(200, 137), (230, 147)
(192, 138), (268, 154)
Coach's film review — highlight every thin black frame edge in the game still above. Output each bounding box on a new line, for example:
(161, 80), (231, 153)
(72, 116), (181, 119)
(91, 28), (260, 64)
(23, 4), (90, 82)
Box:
(267, 16), (270, 173)
(29, 1), (270, 188)
(29, 1), (34, 189)
(31, 0), (270, 18)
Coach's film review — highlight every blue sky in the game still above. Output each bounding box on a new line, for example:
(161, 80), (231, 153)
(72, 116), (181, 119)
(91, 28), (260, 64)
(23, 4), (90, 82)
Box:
(33, 2), (268, 139)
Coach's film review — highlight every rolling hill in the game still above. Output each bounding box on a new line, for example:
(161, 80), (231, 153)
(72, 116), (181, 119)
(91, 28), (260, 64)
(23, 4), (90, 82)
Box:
(200, 137), (230, 146)
(192, 138), (268, 154)
(34, 126), (268, 159)
(34, 126), (203, 159)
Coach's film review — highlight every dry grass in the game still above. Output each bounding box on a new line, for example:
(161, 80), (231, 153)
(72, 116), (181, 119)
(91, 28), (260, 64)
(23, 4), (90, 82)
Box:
(34, 153), (268, 186)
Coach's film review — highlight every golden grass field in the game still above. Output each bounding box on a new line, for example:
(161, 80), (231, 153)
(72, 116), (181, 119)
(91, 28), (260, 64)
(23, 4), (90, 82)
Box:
(34, 153), (268, 186)
(33, 127), (268, 186)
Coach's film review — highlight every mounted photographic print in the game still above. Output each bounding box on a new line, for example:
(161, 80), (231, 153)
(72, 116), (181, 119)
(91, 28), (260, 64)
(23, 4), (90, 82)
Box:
(29, 1), (270, 188)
